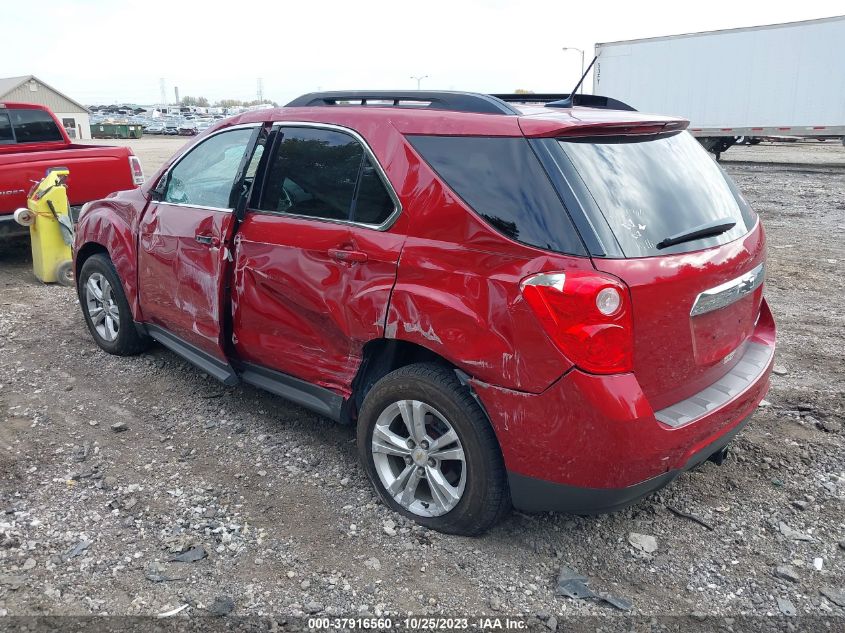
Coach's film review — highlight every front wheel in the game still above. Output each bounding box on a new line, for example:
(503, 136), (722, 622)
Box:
(78, 254), (149, 356)
(357, 363), (510, 535)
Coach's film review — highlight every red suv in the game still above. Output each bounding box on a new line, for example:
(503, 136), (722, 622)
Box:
(73, 91), (775, 535)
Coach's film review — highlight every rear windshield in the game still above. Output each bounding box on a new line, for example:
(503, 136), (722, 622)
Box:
(6, 108), (63, 143)
(552, 131), (755, 257)
(408, 136), (586, 256)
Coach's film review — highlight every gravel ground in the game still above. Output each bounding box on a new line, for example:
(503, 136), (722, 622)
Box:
(1, 141), (843, 625)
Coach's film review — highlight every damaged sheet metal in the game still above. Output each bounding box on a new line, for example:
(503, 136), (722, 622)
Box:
(555, 565), (632, 611)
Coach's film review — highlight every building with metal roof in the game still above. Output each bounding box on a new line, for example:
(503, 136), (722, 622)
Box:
(0, 75), (91, 139)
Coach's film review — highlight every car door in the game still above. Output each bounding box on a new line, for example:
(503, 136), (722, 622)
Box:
(138, 124), (262, 374)
(231, 124), (404, 396)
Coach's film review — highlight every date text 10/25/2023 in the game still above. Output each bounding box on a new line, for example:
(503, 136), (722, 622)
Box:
(307, 616), (530, 630)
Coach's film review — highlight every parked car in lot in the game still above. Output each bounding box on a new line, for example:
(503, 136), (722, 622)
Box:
(145, 122), (166, 135)
(178, 122), (198, 136)
(73, 90), (775, 535)
(1, 102), (144, 238)
(163, 122), (180, 135)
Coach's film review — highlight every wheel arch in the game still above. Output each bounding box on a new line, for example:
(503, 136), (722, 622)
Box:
(74, 201), (141, 319)
(74, 241), (109, 278)
(350, 339), (451, 417)
(349, 340), (499, 447)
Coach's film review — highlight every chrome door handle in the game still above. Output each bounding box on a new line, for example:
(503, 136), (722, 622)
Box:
(195, 234), (220, 247)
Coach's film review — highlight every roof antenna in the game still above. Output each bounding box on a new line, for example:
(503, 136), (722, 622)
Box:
(548, 55), (598, 109)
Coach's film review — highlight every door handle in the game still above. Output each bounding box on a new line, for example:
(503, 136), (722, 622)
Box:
(196, 234), (220, 247)
(328, 248), (368, 263)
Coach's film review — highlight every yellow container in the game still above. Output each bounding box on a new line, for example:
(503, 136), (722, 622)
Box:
(15, 167), (74, 286)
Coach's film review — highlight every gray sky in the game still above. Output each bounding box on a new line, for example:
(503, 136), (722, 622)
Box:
(3, 1), (842, 105)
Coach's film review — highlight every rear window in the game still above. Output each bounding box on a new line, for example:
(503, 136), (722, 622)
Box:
(0, 112), (12, 143)
(408, 136), (586, 256)
(7, 108), (63, 143)
(551, 131), (755, 257)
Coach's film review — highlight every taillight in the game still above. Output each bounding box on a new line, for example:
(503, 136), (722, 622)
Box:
(520, 270), (633, 374)
(129, 155), (145, 185)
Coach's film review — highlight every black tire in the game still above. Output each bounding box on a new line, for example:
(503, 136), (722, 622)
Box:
(55, 260), (74, 287)
(357, 363), (510, 535)
(78, 253), (149, 356)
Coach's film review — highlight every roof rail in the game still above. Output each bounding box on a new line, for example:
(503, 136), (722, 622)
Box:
(285, 91), (521, 115)
(492, 93), (637, 111)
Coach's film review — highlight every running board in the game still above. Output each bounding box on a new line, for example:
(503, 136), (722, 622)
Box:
(144, 324), (239, 386)
(238, 362), (343, 421)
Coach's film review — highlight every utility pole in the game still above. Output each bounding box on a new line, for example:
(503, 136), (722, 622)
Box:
(562, 47), (585, 94)
(257, 77), (264, 103)
(410, 75), (429, 90)
(174, 86), (180, 106)
(159, 78), (167, 111)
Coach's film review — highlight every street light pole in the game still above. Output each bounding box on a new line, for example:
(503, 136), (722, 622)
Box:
(561, 47), (585, 94)
(410, 75), (429, 90)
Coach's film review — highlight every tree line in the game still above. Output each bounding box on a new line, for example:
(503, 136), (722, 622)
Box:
(180, 96), (279, 108)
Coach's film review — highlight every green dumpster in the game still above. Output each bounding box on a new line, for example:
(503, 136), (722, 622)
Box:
(91, 123), (143, 139)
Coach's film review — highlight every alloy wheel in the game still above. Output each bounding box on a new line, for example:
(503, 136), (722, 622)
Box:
(371, 399), (467, 517)
(85, 272), (120, 342)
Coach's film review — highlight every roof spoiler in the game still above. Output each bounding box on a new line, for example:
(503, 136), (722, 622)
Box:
(492, 93), (637, 111)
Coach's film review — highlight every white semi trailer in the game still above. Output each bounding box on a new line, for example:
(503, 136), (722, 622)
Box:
(593, 15), (845, 156)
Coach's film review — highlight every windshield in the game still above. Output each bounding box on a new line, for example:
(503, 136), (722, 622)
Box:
(553, 131), (755, 257)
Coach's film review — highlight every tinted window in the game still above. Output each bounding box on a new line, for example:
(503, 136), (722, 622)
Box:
(0, 113), (12, 143)
(8, 108), (63, 143)
(259, 128), (363, 221)
(352, 155), (395, 224)
(553, 132), (756, 257)
(408, 136), (586, 256)
(165, 127), (254, 208)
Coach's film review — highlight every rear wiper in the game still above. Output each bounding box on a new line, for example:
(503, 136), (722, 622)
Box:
(656, 218), (736, 250)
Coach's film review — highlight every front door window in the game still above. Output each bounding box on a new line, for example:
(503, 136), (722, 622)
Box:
(165, 128), (254, 208)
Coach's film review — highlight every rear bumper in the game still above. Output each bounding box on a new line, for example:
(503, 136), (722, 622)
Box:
(473, 299), (776, 513)
(508, 414), (748, 513)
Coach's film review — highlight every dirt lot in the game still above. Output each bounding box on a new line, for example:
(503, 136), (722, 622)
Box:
(1, 139), (843, 625)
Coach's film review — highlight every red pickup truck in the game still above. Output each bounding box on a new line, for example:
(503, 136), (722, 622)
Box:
(0, 102), (144, 238)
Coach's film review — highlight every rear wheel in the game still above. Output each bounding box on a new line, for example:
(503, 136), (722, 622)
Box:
(357, 363), (510, 535)
(78, 254), (149, 356)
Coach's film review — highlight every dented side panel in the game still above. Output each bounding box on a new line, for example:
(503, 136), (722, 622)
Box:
(383, 140), (594, 393)
(231, 213), (405, 397)
(137, 201), (235, 361)
(73, 188), (147, 319)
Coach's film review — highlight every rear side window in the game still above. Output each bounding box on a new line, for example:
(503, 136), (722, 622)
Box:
(408, 136), (586, 256)
(259, 128), (362, 220)
(8, 108), (63, 143)
(353, 155), (394, 224)
(258, 127), (396, 226)
(0, 112), (12, 143)
(551, 131), (756, 257)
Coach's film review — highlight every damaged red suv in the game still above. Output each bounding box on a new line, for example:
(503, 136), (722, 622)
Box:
(74, 91), (775, 535)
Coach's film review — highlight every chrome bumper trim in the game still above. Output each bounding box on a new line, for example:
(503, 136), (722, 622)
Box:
(654, 341), (773, 428)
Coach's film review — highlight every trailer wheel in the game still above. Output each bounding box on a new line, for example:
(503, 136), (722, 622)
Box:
(55, 261), (74, 287)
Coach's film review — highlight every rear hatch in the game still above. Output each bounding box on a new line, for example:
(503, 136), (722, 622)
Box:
(539, 129), (764, 409)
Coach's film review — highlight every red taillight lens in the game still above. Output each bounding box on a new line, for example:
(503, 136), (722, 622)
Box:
(129, 155), (145, 185)
(521, 270), (633, 374)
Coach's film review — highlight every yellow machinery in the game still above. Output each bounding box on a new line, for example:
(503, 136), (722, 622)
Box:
(13, 167), (75, 286)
